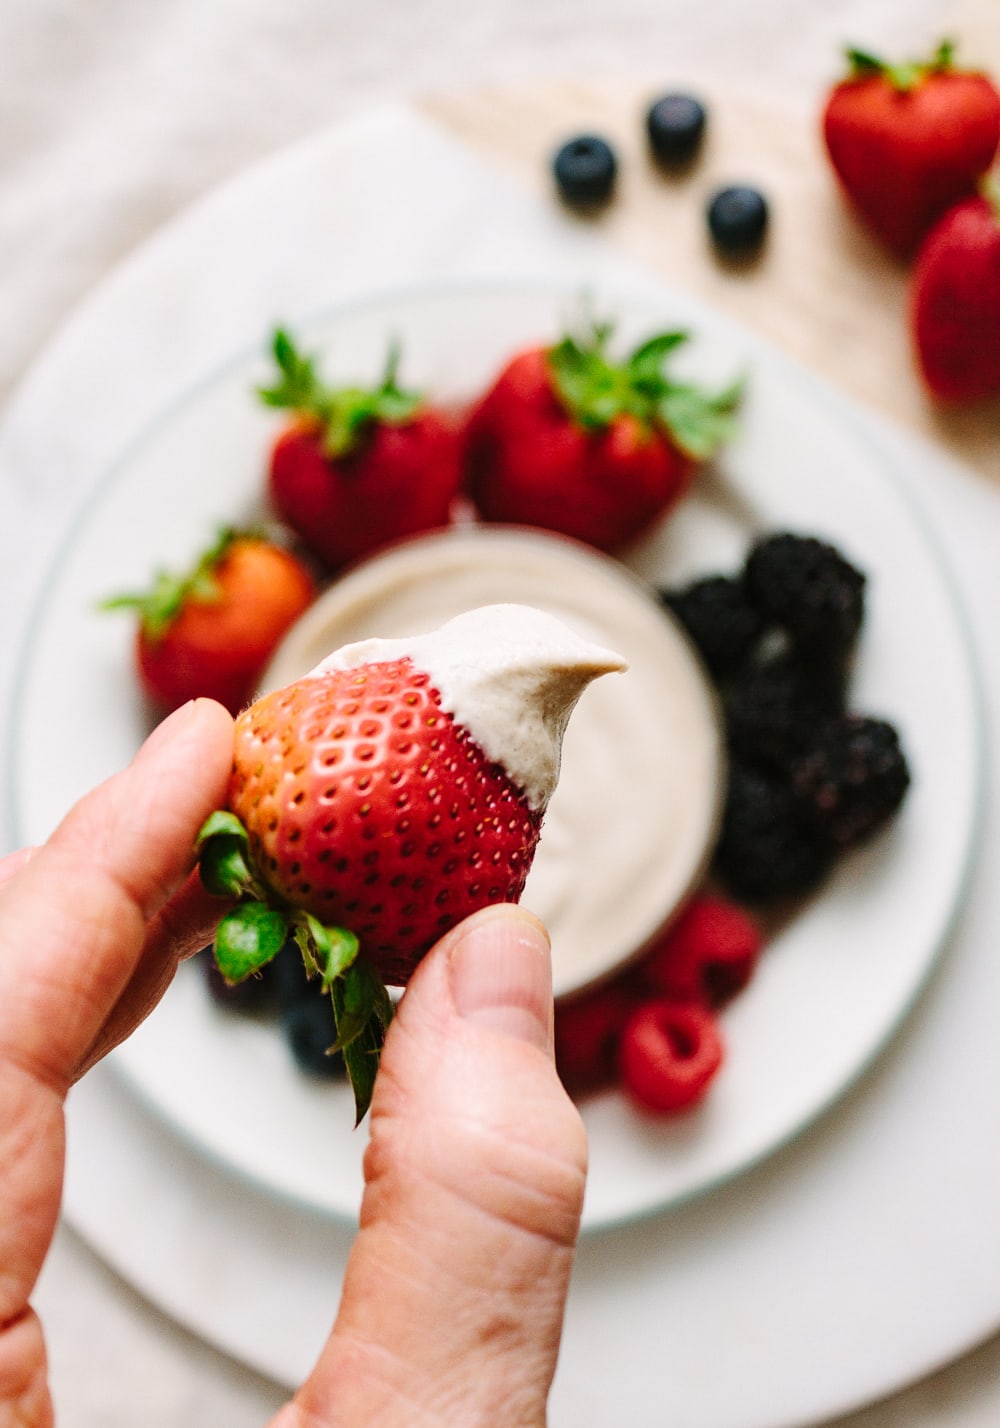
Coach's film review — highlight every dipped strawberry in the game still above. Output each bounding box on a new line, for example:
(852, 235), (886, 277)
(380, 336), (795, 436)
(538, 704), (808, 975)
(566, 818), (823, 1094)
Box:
(103, 527), (315, 714)
(462, 324), (742, 554)
(260, 328), (463, 571)
(197, 603), (626, 1118)
(911, 178), (1000, 401)
(822, 40), (1000, 257)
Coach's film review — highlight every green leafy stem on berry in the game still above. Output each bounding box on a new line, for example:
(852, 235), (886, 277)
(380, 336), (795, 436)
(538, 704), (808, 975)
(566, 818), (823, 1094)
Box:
(196, 810), (394, 1123)
(101, 525), (240, 642)
(845, 37), (956, 91)
(546, 324), (744, 462)
(257, 327), (424, 461)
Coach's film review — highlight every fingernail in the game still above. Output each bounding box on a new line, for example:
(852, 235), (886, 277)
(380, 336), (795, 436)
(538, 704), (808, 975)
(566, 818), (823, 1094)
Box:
(449, 906), (554, 1053)
(133, 700), (221, 766)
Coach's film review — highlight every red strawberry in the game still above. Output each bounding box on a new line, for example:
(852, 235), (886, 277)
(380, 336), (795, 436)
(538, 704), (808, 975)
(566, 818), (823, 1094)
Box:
(103, 527), (315, 714)
(260, 328), (463, 570)
(462, 325), (741, 553)
(197, 604), (625, 1117)
(910, 179), (1000, 400)
(822, 40), (1000, 258)
(636, 894), (762, 1007)
(618, 998), (724, 1114)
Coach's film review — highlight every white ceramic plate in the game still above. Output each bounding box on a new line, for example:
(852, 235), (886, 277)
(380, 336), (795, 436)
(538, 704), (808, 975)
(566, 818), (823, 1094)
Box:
(8, 279), (981, 1231)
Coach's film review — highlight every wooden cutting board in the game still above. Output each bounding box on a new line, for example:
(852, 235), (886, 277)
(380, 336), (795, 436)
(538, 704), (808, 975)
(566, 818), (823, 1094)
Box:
(422, 77), (999, 482)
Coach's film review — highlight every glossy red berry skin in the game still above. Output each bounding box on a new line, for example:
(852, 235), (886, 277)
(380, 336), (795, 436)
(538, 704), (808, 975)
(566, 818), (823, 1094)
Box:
(228, 658), (543, 986)
(269, 411), (463, 571)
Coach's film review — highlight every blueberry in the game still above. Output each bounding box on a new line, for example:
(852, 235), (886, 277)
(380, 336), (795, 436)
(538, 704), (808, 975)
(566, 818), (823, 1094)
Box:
(646, 93), (707, 166)
(707, 185), (769, 257)
(552, 135), (618, 208)
(283, 994), (346, 1080)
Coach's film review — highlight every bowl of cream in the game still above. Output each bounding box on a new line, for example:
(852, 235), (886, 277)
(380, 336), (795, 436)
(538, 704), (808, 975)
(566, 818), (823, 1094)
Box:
(263, 525), (725, 999)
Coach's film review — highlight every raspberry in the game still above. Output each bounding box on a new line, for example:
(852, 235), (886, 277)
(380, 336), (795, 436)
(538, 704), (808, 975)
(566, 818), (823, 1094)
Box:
(713, 761), (833, 904)
(790, 714), (911, 850)
(743, 532), (866, 658)
(638, 894), (762, 1005)
(722, 652), (845, 771)
(618, 999), (724, 1113)
(660, 575), (764, 677)
(554, 981), (635, 1094)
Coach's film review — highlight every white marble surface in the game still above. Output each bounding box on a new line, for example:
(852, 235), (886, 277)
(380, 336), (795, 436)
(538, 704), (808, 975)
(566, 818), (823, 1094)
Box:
(5, 2), (1000, 1424)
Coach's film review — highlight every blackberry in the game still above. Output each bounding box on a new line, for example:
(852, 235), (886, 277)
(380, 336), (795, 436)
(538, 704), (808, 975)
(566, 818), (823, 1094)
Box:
(790, 714), (911, 850)
(713, 762), (833, 905)
(744, 532), (866, 658)
(661, 574), (764, 677)
(722, 652), (845, 771)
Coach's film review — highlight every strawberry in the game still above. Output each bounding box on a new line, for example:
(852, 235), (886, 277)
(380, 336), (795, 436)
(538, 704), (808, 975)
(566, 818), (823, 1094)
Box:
(103, 527), (315, 714)
(462, 325), (742, 554)
(260, 328), (463, 570)
(822, 39), (1000, 258)
(910, 177), (1000, 401)
(196, 604), (625, 1118)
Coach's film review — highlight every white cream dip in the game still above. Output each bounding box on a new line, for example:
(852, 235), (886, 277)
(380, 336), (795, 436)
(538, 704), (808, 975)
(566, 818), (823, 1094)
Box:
(309, 603), (627, 812)
(264, 526), (725, 999)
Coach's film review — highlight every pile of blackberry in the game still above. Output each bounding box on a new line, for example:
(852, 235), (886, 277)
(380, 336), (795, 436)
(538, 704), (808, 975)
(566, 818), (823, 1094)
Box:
(661, 532), (910, 905)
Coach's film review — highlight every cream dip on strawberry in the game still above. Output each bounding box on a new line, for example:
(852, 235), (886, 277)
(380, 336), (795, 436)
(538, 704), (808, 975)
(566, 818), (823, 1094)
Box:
(265, 527), (725, 998)
(310, 604), (627, 813)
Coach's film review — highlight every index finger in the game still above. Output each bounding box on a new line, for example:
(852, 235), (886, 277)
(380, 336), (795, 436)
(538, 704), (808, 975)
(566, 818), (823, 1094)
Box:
(0, 698), (233, 1092)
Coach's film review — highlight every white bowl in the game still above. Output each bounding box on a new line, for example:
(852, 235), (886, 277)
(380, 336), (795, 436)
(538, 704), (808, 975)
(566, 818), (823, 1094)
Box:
(263, 525), (725, 999)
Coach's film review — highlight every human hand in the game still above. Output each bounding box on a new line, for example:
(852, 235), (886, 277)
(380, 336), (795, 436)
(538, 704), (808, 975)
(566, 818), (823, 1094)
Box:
(0, 699), (587, 1427)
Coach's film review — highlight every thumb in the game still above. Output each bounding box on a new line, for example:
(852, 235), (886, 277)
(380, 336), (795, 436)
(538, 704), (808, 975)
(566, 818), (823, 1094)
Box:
(284, 905), (588, 1428)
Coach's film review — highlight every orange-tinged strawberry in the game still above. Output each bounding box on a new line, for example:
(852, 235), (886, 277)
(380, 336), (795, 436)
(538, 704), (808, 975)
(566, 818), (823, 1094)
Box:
(822, 40), (1000, 258)
(103, 527), (315, 714)
(197, 604), (626, 1118)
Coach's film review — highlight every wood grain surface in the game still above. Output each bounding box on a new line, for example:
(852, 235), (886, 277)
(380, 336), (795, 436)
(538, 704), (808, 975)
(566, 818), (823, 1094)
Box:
(423, 79), (999, 481)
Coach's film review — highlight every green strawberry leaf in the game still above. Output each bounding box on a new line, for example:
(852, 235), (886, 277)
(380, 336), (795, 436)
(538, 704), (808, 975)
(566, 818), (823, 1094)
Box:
(213, 902), (289, 983)
(195, 807), (394, 1124)
(292, 913), (361, 988)
(845, 37), (956, 90)
(547, 320), (743, 460)
(100, 525), (237, 641)
(257, 326), (423, 460)
(196, 811), (257, 899)
(627, 331), (690, 388)
(338, 1005), (386, 1126)
(657, 376), (746, 461)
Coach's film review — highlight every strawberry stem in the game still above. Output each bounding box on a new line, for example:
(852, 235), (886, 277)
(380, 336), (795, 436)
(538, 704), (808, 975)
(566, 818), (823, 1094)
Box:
(100, 524), (239, 641)
(196, 811), (392, 1122)
(257, 327), (423, 460)
(845, 37), (956, 91)
(546, 322), (743, 460)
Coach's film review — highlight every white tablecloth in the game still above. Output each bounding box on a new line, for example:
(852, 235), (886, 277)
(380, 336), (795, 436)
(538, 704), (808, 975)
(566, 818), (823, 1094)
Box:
(5, 2), (1000, 1424)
